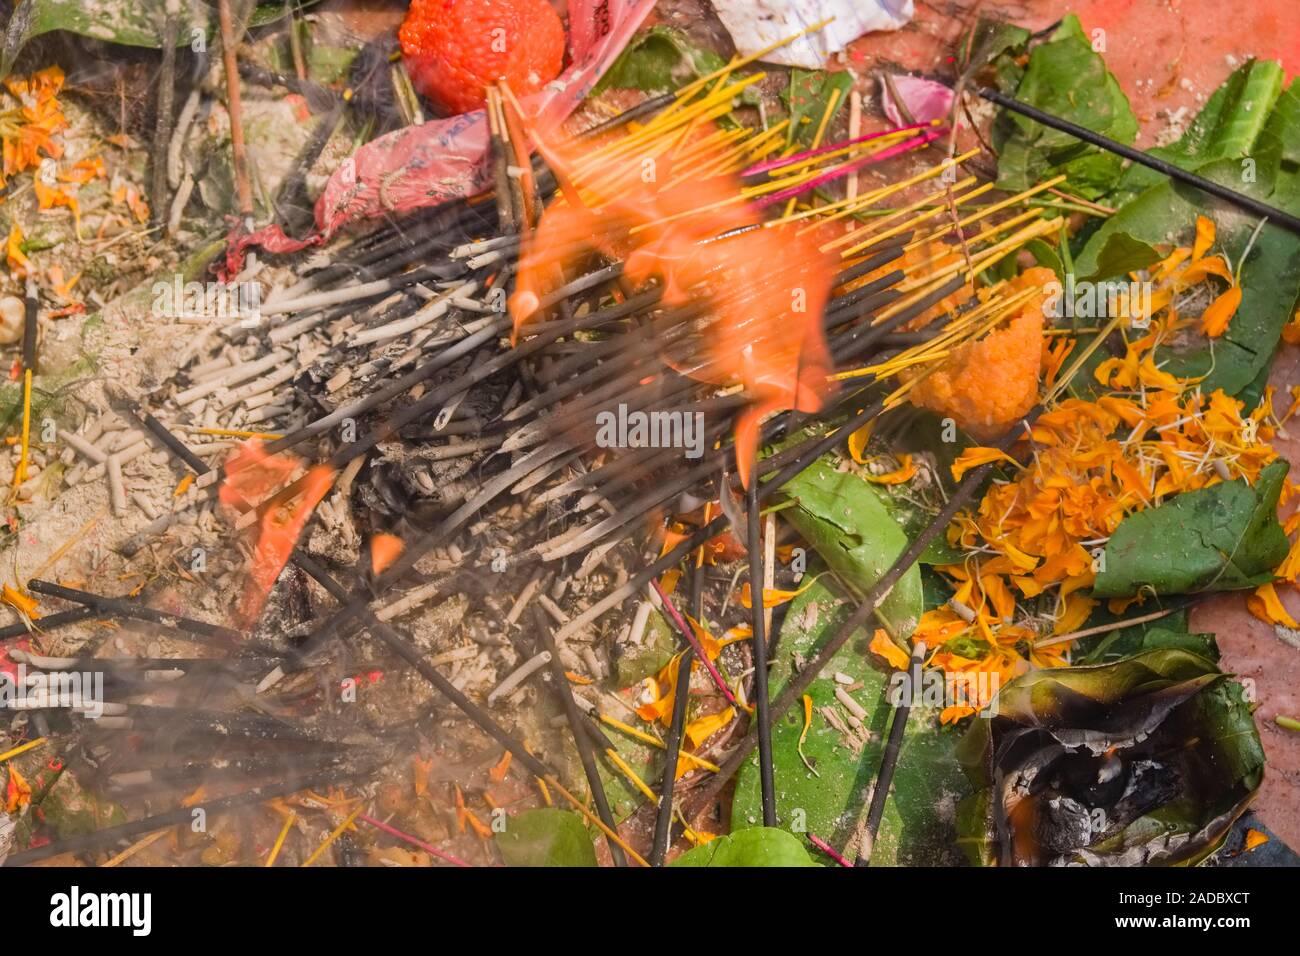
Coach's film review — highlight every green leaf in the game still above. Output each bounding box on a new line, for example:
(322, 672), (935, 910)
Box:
(495, 809), (598, 867)
(966, 18), (1031, 74)
(1024, 237), (1065, 281)
(1077, 622), (1220, 665)
(783, 68), (854, 149)
(777, 456), (923, 634)
(732, 577), (967, 865)
(1110, 60), (1285, 206)
(992, 15), (1138, 199)
(3, 0), (180, 75)
(592, 26), (725, 96)
(1073, 80), (1300, 397)
(670, 826), (820, 867)
(1092, 460), (1289, 598)
(1077, 231), (1161, 282)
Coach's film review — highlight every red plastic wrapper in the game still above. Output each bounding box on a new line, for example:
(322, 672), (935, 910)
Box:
(222, 0), (657, 278)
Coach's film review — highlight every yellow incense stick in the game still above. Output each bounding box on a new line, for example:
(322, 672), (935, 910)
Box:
(301, 804), (363, 867)
(265, 810), (297, 867)
(0, 736), (46, 764)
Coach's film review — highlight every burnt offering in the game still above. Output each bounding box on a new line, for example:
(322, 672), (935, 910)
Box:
(958, 649), (1264, 867)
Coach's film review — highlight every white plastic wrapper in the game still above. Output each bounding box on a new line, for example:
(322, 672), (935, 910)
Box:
(711, 0), (915, 68)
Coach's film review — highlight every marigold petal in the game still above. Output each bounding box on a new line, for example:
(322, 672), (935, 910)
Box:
(950, 446), (1017, 482)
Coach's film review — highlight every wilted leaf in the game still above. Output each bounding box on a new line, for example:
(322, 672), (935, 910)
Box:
(670, 826), (819, 867)
(1092, 460), (1289, 598)
(957, 649), (1262, 866)
(495, 809), (597, 867)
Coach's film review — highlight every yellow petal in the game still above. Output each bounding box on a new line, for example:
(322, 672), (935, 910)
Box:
(863, 453), (918, 485)
(1200, 286), (1242, 339)
(1, 583), (39, 620)
(5, 764), (32, 813)
(869, 628), (911, 669)
(1283, 309), (1300, 345)
(1247, 582), (1299, 629)
(684, 706), (735, 749)
(950, 446), (1017, 482)
(1192, 215), (1215, 261)
(1052, 593), (1095, 635)
(847, 421), (873, 463)
(1244, 828), (1269, 852)
(740, 573), (820, 609)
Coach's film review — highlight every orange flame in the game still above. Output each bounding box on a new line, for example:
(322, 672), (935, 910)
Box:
(370, 532), (405, 576)
(220, 441), (336, 628)
(509, 124), (835, 487)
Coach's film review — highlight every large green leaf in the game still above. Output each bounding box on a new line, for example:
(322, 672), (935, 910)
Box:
(732, 577), (967, 865)
(1, 1), (325, 78)
(670, 826), (819, 867)
(1109, 60), (1285, 207)
(1073, 80), (1300, 396)
(1077, 231), (1161, 283)
(777, 456), (923, 635)
(495, 809), (598, 867)
(1092, 460), (1289, 598)
(993, 15), (1138, 199)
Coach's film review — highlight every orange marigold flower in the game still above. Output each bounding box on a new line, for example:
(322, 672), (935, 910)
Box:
(905, 267), (1053, 438)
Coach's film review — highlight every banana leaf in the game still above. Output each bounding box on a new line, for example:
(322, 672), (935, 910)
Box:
(956, 649), (1263, 866)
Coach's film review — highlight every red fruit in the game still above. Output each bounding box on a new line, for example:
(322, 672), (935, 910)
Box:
(399, 0), (566, 116)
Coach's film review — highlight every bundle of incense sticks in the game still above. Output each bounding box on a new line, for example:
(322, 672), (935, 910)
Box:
(14, 26), (1075, 868)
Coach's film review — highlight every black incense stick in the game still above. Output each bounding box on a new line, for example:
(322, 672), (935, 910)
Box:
(979, 87), (1300, 235)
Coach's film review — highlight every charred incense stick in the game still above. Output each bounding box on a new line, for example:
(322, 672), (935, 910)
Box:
(651, 561), (706, 865)
(291, 552), (649, 865)
(3, 765), (376, 866)
(531, 604), (628, 867)
(26, 580), (241, 644)
(0, 606), (97, 642)
(745, 472), (776, 826)
(687, 413), (1040, 813)
(855, 640), (927, 866)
